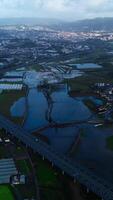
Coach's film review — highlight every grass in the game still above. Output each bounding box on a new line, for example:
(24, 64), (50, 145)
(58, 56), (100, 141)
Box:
(66, 65), (113, 93)
(16, 160), (30, 175)
(35, 157), (67, 200)
(15, 146), (25, 154)
(0, 128), (6, 137)
(83, 99), (97, 111)
(0, 145), (10, 159)
(41, 189), (65, 200)
(36, 158), (59, 188)
(0, 185), (14, 200)
(28, 64), (44, 72)
(16, 184), (35, 199)
(106, 135), (113, 151)
(0, 90), (25, 124)
(37, 163), (58, 187)
(66, 76), (89, 92)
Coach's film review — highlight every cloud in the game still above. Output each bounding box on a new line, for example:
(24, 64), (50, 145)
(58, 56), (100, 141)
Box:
(0, 0), (113, 20)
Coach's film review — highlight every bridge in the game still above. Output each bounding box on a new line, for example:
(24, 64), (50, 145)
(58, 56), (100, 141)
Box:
(0, 114), (113, 200)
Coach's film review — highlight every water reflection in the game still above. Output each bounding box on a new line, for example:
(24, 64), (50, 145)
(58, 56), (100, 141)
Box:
(11, 97), (26, 117)
(23, 88), (48, 131)
(42, 126), (79, 154)
(51, 90), (91, 123)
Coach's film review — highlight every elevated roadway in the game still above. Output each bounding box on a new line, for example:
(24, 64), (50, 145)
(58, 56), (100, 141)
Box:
(0, 114), (113, 200)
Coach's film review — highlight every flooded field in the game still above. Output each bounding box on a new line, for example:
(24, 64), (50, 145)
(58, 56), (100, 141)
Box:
(0, 66), (113, 183)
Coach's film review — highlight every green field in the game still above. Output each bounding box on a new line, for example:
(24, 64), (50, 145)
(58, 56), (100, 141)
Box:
(0, 185), (14, 200)
(28, 64), (44, 72)
(35, 158), (67, 200)
(16, 160), (30, 174)
(41, 189), (65, 200)
(0, 90), (26, 124)
(0, 145), (10, 159)
(106, 135), (113, 151)
(66, 64), (113, 93)
(36, 159), (59, 188)
(16, 184), (35, 199)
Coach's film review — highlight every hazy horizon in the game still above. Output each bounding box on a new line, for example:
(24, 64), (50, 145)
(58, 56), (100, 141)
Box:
(0, 16), (113, 22)
(0, 0), (113, 21)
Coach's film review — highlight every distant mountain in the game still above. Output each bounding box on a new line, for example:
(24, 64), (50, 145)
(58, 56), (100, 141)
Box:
(1, 17), (113, 32)
(53, 18), (113, 32)
(0, 17), (63, 26)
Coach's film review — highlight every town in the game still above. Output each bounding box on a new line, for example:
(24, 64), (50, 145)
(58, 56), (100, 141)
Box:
(1, 25), (113, 70)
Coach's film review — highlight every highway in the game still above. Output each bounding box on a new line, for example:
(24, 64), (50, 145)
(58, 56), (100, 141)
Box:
(0, 114), (113, 200)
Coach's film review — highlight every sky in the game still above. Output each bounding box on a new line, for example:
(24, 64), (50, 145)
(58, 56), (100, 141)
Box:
(0, 0), (113, 21)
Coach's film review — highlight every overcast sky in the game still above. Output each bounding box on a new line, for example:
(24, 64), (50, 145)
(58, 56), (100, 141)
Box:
(0, 0), (113, 21)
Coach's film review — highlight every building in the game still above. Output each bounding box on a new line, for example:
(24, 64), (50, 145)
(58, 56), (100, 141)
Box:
(0, 158), (17, 184)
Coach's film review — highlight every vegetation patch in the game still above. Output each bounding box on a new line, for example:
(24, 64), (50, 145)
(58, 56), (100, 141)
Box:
(16, 184), (35, 199)
(0, 90), (25, 124)
(106, 135), (113, 151)
(36, 158), (59, 188)
(83, 99), (97, 111)
(16, 160), (30, 175)
(66, 64), (113, 94)
(0, 145), (10, 159)
(0, 185), (14, 200)
(29, 64), (44, 72)
(41, 189), (65, 200)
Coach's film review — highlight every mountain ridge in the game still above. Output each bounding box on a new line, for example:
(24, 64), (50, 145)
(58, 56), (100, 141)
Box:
(0, 17), (113, 32)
